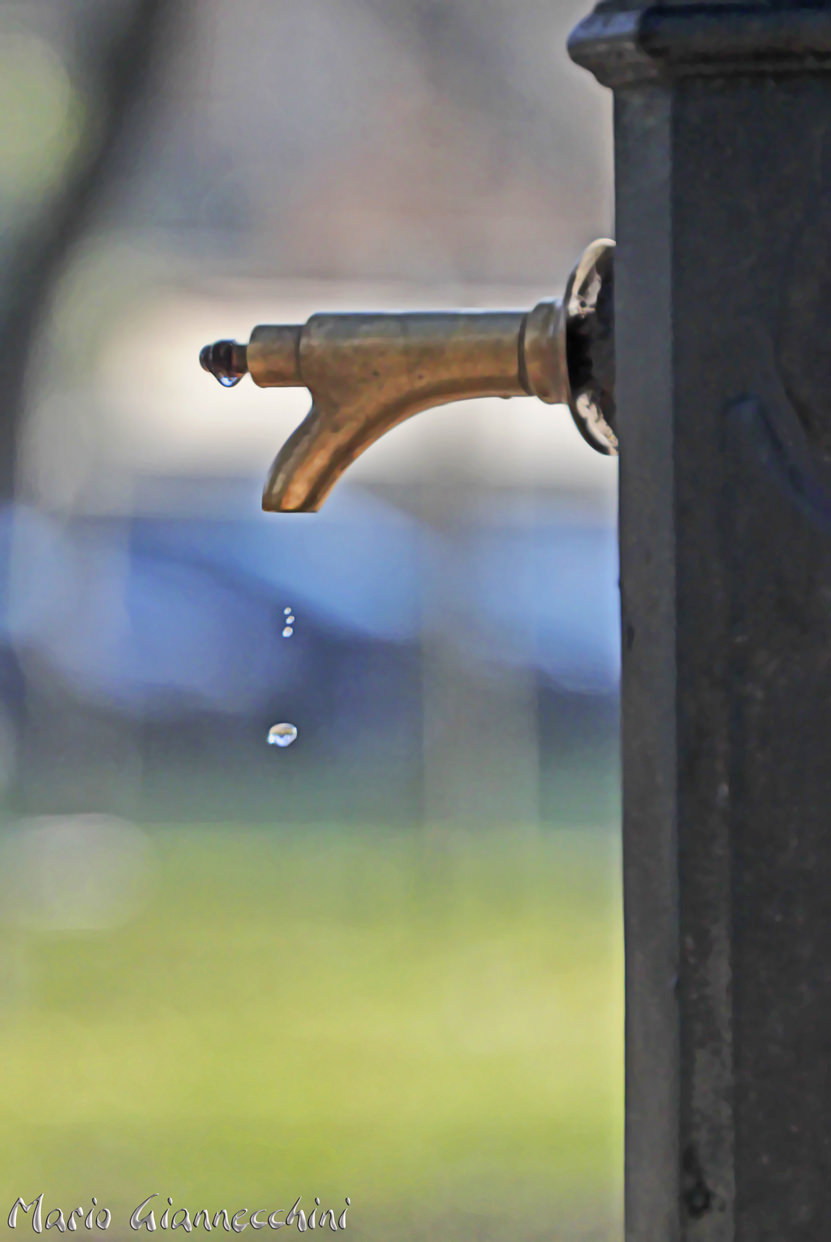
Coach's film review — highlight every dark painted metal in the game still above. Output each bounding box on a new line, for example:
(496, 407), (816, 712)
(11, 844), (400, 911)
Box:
(570, 3), (831, 1239)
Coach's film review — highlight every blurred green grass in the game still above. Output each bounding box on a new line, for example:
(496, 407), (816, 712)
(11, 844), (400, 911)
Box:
(0, 825), (622, 1240)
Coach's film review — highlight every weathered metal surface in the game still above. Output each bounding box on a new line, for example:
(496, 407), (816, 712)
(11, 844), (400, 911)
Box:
(571, 3), (831, 1239)
(570, 2), (831, 85)
(199, 239), (616, 511)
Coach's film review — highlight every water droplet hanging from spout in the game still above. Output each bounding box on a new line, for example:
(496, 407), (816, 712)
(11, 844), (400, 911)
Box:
(199, 340), (248, 387)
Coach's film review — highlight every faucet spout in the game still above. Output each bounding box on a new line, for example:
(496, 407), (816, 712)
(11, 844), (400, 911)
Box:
(260, 310), (538, 511)
(199, 239), (616, 512)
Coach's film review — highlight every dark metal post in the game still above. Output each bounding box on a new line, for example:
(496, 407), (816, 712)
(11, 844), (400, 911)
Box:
(570, 4), (831, 1238)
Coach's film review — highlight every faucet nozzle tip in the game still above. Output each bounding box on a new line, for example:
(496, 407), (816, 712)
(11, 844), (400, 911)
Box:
(199, 339), (249, 387)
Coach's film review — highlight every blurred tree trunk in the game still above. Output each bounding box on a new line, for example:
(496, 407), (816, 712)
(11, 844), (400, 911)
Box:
(0, 0), (187, 810)
(0, 0), (184, 500)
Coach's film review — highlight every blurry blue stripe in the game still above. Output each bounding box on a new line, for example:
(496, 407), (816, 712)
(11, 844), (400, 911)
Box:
(1, 494), (620, 714)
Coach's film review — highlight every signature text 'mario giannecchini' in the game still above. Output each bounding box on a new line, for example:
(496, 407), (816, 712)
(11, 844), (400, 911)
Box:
(8, 1194), (351, 1232)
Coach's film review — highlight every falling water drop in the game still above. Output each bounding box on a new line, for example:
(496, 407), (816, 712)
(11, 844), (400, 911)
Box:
(282, 626), (294, 638)
(286, 615), (295, 625)
(283, 606), (293, 615)
(218, 374), (242, 388)
(268, 722), (298, 748)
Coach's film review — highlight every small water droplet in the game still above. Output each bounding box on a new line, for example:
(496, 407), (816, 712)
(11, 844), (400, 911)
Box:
(219, 374), (241, 388)
(268, 722), (298, 748)
(283, 606), (293, 615)
(282, 626), (294, 638)
(285, 614), (295, 625)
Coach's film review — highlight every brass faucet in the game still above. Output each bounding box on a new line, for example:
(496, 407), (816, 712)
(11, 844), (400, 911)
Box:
(199, 239), (616, 512)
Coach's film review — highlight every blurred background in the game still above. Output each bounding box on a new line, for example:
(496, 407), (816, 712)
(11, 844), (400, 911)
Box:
(0, 2), (620, 1239)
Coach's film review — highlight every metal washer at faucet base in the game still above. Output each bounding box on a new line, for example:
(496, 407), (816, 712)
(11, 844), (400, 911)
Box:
(563, 238), (617, 456)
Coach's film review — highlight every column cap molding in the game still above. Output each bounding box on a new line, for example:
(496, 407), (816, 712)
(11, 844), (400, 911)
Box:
(569, 4), (831, 88)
